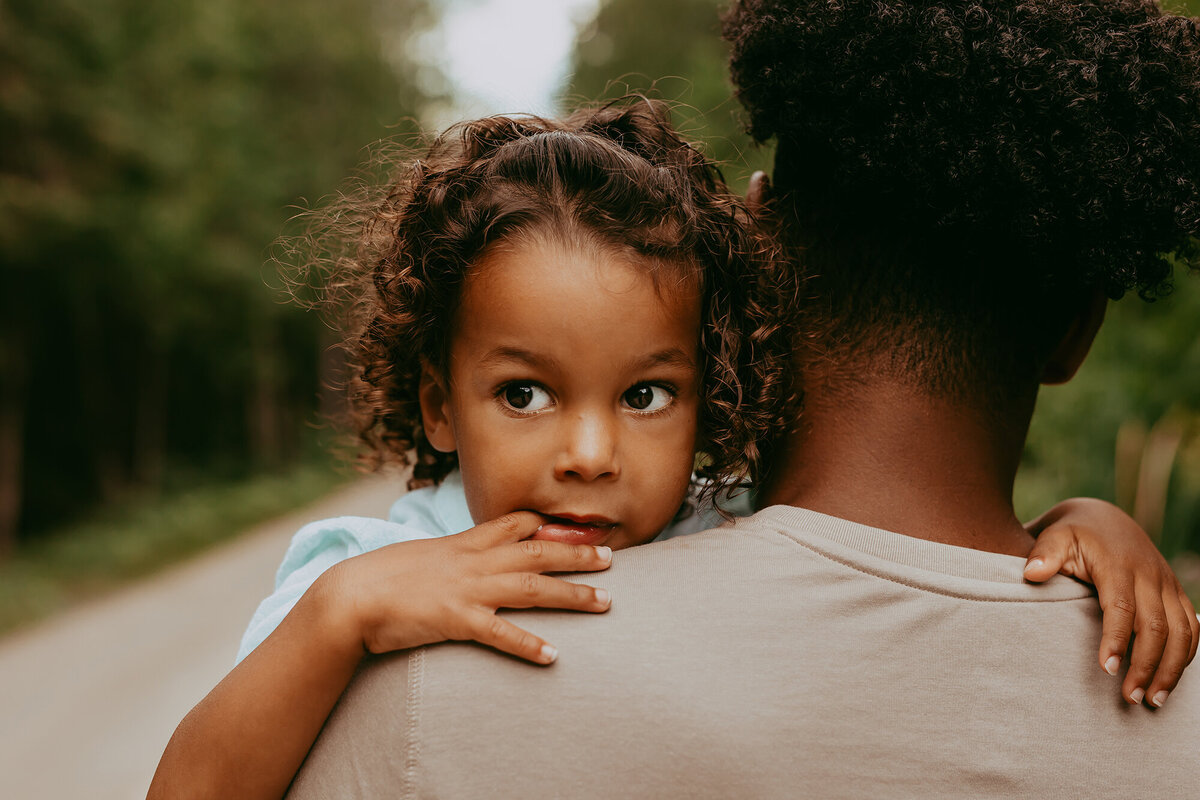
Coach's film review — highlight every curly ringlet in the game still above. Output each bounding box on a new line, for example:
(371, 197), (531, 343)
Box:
(296, 99), (796, 505)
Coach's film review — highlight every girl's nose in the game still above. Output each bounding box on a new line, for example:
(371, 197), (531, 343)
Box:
(555, 414), (619, 481)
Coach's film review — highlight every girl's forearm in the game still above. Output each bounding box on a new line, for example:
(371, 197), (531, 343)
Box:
(147, 573), (363, 800)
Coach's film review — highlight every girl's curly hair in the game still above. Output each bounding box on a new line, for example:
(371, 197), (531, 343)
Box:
(302, 99), (794, 502)
(724, 0), (1200, 393)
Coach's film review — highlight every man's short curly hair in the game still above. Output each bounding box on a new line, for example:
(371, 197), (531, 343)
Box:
(725, 0), (1200, 393)
(309, 99), (793, 501)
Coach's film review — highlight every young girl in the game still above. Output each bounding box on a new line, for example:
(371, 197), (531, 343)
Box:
(150, 100), (1196, 800)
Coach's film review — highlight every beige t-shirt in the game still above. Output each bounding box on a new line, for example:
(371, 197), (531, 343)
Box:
(289, 506), (1199, 798)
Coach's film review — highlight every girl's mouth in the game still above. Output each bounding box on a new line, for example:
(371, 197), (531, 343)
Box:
(531, 515), (617, 545)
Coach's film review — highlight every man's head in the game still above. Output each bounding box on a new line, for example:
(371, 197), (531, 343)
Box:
(725, 0), (1200, 406)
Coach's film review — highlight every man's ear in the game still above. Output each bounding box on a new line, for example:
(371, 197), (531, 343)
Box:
(1040, 290), (1108, 385)
(746, 170), (771, 215)
(418, 361), (457, 453)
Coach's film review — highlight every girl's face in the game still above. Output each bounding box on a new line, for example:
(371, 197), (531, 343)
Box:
(419, 235), (702, 550)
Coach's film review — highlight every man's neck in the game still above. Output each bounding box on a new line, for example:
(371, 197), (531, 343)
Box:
(761, 376), (1037, 557)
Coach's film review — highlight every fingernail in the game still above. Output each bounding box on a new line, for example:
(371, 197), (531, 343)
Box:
(1104, 656), (1120, 676)
(1024, 558), (1043, 573)
(596, 546), (612, 562)
(1130, 688), (1145, 704)
(1151, 691), (1168, 708)
(540, 644), (558, 664)
(595, 588), (611, 608)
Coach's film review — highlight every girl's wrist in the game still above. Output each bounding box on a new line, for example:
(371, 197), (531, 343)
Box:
(304, 562), (370, 662)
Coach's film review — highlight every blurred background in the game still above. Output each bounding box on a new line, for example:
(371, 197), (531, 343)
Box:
(0, 0), (1198, 795)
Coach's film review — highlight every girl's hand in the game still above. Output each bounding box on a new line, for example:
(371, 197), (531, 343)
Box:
(322, 511), (613, 666)
(1023, 498), (1199, 707)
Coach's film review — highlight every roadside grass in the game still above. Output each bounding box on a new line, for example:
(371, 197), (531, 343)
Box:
(0, 458), (350, 638)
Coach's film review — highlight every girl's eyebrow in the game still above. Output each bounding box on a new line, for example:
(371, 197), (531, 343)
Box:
(634, 348), (697, 371)
(479, 346), (557, 370)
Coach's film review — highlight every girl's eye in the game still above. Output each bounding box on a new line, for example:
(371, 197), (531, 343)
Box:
(622, 384), (673, 413)
(500, 383), (552, 413)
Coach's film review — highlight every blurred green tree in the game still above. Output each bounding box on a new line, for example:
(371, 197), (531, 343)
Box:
(0, 0), (437, 553)
(564, 0), (771, 193)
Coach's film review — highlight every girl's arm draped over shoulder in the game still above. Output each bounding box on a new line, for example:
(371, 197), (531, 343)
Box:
(236, 515), (421, 664)
(1023, 498), (1199, 707)
(147, 512), (613, 800)
(237, 473), (475, 663)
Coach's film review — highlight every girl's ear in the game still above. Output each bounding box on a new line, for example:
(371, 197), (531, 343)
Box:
(746, 170), (772, 215)
(418, 361), (457, 453)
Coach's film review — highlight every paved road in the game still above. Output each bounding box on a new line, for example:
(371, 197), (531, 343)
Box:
(0, 475), (404, 800)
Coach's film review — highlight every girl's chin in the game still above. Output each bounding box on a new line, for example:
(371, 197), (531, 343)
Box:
(530, 522), (615, 546)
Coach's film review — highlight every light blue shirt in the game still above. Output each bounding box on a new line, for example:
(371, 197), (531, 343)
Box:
(236, 471), (744, 663)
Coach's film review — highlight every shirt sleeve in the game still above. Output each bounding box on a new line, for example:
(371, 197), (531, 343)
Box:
(235, 514), (440, 664)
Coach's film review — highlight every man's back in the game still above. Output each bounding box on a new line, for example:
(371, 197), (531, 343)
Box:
(289, 507), (1198, 798)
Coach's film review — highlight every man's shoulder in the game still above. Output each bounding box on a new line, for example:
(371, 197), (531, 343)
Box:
(289, 506), (1200, 799)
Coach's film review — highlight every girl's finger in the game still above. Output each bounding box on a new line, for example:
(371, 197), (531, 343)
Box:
(460, 511), (547, 548)
(497, 538), (613, 574)
(464, 610), (559, 665)
(1143, 587), (1196, 707)
(1095, 576), (1137, 679)
(1121, 580), (1171, 704)
(1022, 534), (1072, 583)
(485, 572), (612, 613)
(1181, 588), (1199, 665)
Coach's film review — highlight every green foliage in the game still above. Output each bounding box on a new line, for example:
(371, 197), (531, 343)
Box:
(0, 0), (436, 546)
(565, 0), (772, 193)
(1165, 0), (1200, 16)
